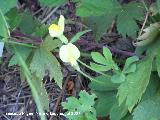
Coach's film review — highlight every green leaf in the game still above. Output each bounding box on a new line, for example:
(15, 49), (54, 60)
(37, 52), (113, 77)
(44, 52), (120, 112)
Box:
(133, 96), (160, 120)
(94, 91), (117, 117)
(91, 52), (107, 64)
(9, 46), (32, 66)
(89, 75), (118, 91)
(157, 0), (160, 13)
(14, 46), (48, 120)
(103, 47), (114, 65)
(39, 0), (67, 7)
(76, 0), (117, 17)
(90, 62), (111, 71)
(70, 29), (91, 43)
(0, 9), (10, 38)
(42, 35), (62, 51)
(123, 56), (139, 74)
(6, 8), (22, 30)
(118, 56), (153, 111)
(110, 101), (128, 120)
(62, 90), (97, 120)
(117, 2), (144, 38)
(141, 73), (160, 101)
(83, 12), (116, 41)
(90, 47), (115, 71)
(19, 12), (37, 34)
(0, 0), (17, 14)
(30, 47), (63, 88)
(111, 72), (125, 83)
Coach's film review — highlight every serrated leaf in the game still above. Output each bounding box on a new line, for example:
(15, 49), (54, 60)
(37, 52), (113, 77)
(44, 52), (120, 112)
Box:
(62, 90), (97, 120)
(117, 2), (144, 38)
(118, 56), (153, 111)
(76, 0), (117, 17)
(42, 35), (62, 51)
(9, 46), (32, 66)
(90, 47), (115, 71)
(39, 0), (67, 7)
(133, 96), (160, 120)
(0, 0), (17, 14)
(89, 75), (118, 91)
(83, 11), (116, 41)
(123, 56), (139, 74)
(30, 47), (63, 88)
(70, 29), (91, 43)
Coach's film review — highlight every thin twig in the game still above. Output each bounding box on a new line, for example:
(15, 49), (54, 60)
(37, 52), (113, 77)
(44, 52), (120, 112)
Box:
(49, 75), (70, 120)
(41, 6), (59, 23)
(138, 12), (149, 37)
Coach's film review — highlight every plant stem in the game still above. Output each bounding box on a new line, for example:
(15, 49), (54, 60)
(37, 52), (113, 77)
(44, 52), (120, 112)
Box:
(77, 69), (103, 84)
(6, 41), (38, 48)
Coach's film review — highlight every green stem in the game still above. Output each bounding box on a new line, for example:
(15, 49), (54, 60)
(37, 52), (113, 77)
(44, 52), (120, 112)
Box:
(59, 34), (68, 44)
(6, 41), (38, 48)
(78, 69), (103, 84)
(77, 59), (111, 78)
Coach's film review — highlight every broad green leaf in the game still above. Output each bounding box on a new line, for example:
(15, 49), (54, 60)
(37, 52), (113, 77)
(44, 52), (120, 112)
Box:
(0, 9), (10, 38)
(42, 35), (62, 51)
(118, 56), (153, 111)
(62, 90), (97, 120)
(76, 0), (117, 17)
(33, 23), (48, 37)
(0, 42), (4, 57)
(83, 12), (116, 41)
(111, 72), (125, 83)
(14, 46), (48, 120)
(117, 2), (144, 38)
(141, 73), (160, 101)
(6, 8), (22, 30)
(19, 12), (37, 34)
(89, 75), (118, 91)
(110, 101), (128, 120)
(70, 29), (91, 43)
(0, 0), (17, 14)
(30, 47), (63, 88)
(9, 46), (32, 66)
(133, 96), (160, 120)
(94, 91), (117, 117)
(39, 0), (67, 7)
(123, 56), (139, 74)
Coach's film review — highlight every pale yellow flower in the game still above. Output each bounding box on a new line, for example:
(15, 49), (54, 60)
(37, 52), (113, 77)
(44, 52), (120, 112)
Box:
(49, 15), (64, 37)
(59, 43), (80, 70)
